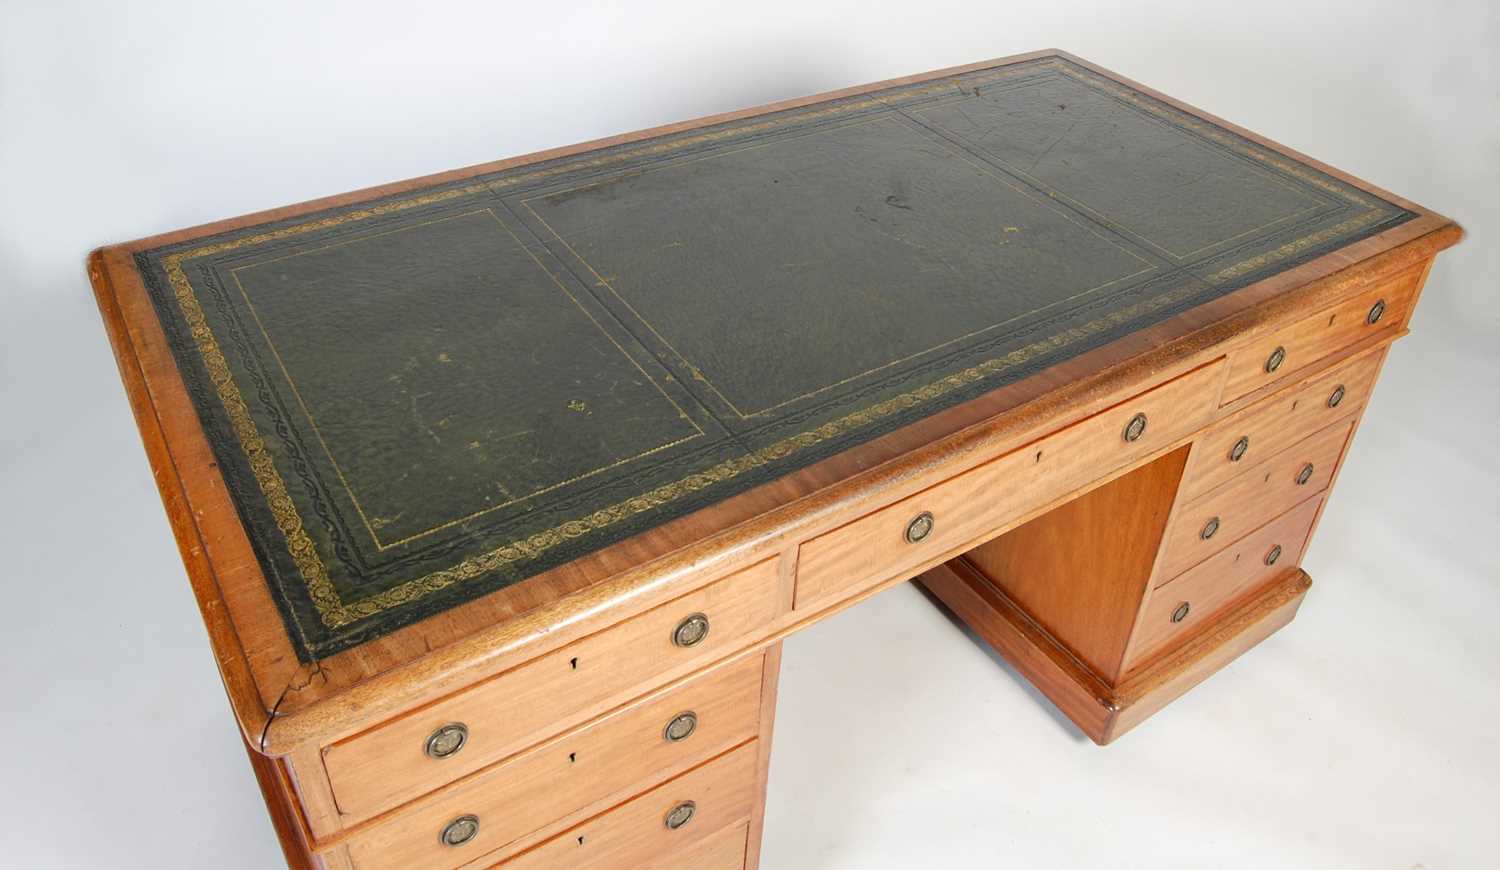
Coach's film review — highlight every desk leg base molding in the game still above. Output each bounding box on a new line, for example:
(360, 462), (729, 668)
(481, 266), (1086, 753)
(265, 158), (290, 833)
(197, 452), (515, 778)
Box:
(918, 561), (1312, 745)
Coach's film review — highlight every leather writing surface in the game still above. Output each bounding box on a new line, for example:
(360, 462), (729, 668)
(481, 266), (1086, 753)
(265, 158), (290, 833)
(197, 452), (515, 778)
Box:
(135, 56), (1413, 658)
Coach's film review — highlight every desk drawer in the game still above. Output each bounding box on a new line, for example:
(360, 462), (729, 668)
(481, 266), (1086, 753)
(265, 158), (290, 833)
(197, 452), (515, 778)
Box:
(645, 821), (749, 870)
(325, 559), (779, 822)
(1221, 266), (1417, 404)
(1161, 420), (1352, 579)
(1182, 347), (1381, 500)
(345, 654), (766, 870)
(795, 361), (1225, 612)
(495, 741), (759, 870)
(1128, 496), (1322, 670)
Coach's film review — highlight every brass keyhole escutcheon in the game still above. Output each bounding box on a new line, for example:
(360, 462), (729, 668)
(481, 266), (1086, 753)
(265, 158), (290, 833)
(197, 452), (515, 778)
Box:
(440, 815), (480, 847)
(1328, 384), (1346, 408)
(1367, 298), (1387, 325)
(1201, 517), (1220, 540)
(905, 511), (935, 544)
(663, 711), (698, 743)
(1171, 602), (1191, 624)
(673, 613), (710, 648)
(1230, 436), (1250, 462)
(1265, 544), (1283, 566)
(1123, 412), (1148, 443)
(1265, 345), (1286, 374)
(1296, 463), (1315, 486)
(665, 801), (697, 830)
(425, 723), (468, 760)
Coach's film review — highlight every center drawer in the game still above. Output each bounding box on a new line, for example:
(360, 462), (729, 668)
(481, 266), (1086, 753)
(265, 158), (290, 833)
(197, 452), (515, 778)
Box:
(345, 654), (766, 870)
(324, 558), (779, 822)
(795, 360), (1225, 612)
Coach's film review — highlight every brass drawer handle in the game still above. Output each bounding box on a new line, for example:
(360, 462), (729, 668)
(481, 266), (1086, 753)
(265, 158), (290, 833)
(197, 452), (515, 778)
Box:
(1367, 298), (1387, 325)
(425, 723), (468, 760)
(1296, 463), (1315, 486)
(1123, 412), (1148, 443)
(1265, 544), (1283, 566)
(440, 815), (480, 847)
(1230, 436), (1250, 462)
(1328, 384), (1346, 408)
(1200, 517), (1220, 540)
(665, 801), (697, 830)
(672, 613), (710, 648)
(904, 511), (935, 544)
(1265, 345), (1286, 374)
(1171, 602), (1191, 624)
(663, 711), (699, 742)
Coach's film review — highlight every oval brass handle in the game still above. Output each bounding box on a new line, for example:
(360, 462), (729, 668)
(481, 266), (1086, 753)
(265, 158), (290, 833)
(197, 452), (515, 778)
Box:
(663, 711), (698, 742)
(672, 613), (710, 648)
(1296, 463), (1315, 486)
(665, 801), (697, 830)
(1367, 298), (1387, 325)
(1265, 345), (1286, 374)
(425, 723), (468, 760)
(440, 815), (480, 847)
(904, 511), (935, 544)
(1230, 436), (1250, 462)
(1123, 412), (1148, 443)
(1265, 544), (1283, 566)
(1171, 602), (1191, 624)
(1328, 384), (1346, 408)
(1200, 516), (1221, 540)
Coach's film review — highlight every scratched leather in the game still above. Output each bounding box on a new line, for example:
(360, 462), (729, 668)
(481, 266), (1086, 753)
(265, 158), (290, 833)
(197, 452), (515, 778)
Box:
(135, 56), (1413, 659)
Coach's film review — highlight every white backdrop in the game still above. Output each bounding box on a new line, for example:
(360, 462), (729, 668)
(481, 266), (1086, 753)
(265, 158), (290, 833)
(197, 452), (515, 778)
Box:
(2, 2), (1497, 867)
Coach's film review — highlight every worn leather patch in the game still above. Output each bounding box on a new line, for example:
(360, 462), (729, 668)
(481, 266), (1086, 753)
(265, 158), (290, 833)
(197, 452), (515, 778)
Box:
(136, 56), (1413, 659)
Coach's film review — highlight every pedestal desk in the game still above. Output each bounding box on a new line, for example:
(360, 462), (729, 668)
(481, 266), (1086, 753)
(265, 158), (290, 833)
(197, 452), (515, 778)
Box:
(89, 50), (1462, 869)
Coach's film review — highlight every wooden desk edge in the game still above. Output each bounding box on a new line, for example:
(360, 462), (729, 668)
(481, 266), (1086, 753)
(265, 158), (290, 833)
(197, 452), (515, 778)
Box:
(89, 247), (273, 746)
(83, 47), (1466, 757)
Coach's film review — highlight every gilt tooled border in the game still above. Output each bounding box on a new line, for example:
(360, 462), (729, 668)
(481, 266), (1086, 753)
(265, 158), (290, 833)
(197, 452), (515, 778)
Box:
(153, 56), (1404, 640)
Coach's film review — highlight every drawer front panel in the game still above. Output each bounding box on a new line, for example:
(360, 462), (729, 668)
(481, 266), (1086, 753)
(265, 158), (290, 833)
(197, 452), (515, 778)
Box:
(1221, 266), (1417, 403)
(1161, 420), (1352, 579)
(1182, 347), (1380, 500)
(644, 821), (749, 870)
(346, 654), (766, 870)
(795, 360), (1226, 612)
(495, 741), (759, 870)
(326, 559), (779, 821)
(1129, 495), (1322, 670)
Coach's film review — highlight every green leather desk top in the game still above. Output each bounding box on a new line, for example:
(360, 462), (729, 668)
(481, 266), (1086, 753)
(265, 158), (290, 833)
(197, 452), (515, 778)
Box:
(134, 55), (1414, 659)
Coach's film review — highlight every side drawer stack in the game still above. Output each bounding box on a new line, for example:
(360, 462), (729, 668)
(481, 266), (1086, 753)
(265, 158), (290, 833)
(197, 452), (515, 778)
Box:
(1123, 346), (1385, 674)
(317, 558), (782, 870)
(916, 264), (1419, 745)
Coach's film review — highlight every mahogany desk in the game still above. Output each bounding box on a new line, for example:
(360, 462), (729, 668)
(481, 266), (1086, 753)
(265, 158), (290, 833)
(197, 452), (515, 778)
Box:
(89, 50), (1462, 869)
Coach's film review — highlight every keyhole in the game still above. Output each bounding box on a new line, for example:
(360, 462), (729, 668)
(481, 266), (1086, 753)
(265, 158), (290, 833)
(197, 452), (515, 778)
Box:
(568, 752), (576, 763)
(570, 657), (578, 670)
(577, 836), (585, 846)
